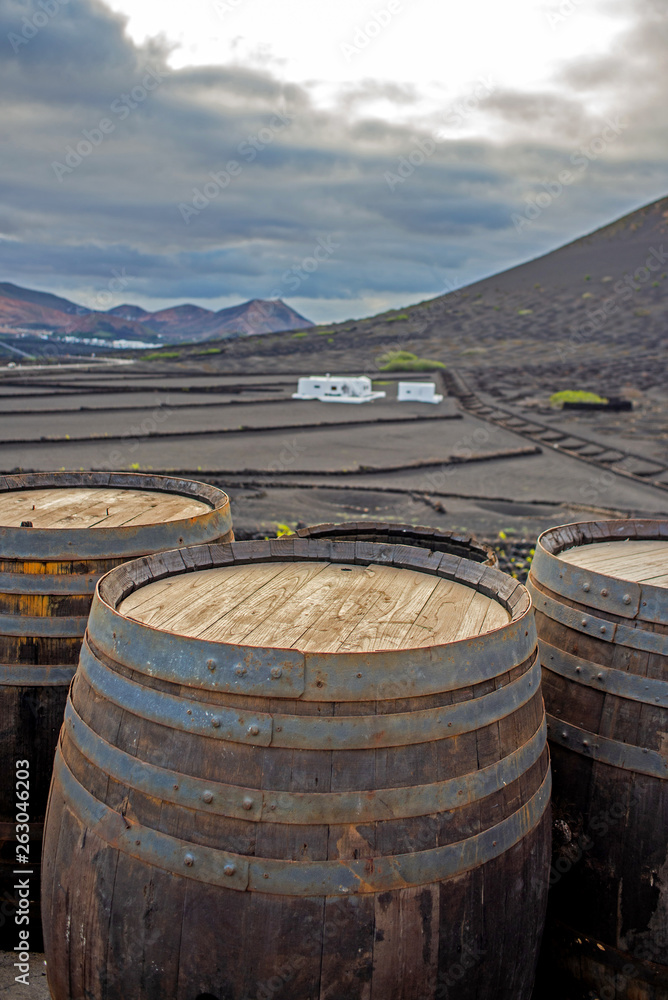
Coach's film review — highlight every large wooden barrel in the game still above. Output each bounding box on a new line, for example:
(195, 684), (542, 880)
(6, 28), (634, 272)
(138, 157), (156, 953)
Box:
(528, 519), (668, 999)
(0, 471), (233, 942)
(43, 537), (550, 1000)
(297, 520), (498, 567)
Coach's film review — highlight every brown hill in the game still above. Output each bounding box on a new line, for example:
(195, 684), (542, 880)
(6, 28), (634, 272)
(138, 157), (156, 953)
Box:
(0, 294), (76, 331)
(107, 304), (150, 320)
(0, 281), (313, 343)
(0, 282), (88, 316)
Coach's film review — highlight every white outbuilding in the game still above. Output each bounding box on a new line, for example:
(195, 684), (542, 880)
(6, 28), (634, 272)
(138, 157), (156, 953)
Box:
(292, 375), (386, 403)
(397, 381), (443, 404)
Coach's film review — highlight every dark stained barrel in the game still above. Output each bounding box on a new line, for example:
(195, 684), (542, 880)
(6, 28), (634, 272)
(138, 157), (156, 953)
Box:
(528, 519), (668, 999)
(42, 537), (550, 1000)
(0, 471), (233, 942)
(297, 520), (498, 566)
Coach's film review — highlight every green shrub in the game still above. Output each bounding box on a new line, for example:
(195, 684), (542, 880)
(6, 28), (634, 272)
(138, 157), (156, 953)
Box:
(142, 351), (181, 360)
(377, 349), (444, 372)
(194, 347), (222, 355)
(386, 313), (409, 322)
(379, 350), (418, 363)
(292, 331), (308, 338)
(380, 358), (445, 372)
(550, 390), (608, 407)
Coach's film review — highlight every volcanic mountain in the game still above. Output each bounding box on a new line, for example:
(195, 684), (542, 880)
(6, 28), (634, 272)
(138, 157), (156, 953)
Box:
(0, 284), (313, 343)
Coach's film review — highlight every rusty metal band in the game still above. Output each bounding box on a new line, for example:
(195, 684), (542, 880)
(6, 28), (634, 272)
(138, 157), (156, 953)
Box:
(533, 522), (668, 627)
(540, 641), (668, 708)
(0, 663), (76, 686)
(87, 590), (537, 702)
(546, 715), (668, 779)
(78, 641), (541, 750)
(531, 545), (642, 619)
(527, 582), (667, 656)
(53, 748), (551, 895)
(64, 699), (547, 825)
(87, 597), (306, 700)
(0, 571), (99, 596)
(0, 505), (232, 561)
(0, 613), (88, 637)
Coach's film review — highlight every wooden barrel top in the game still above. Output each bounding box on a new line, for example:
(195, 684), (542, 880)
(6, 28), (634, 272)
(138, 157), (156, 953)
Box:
(0, 487), (210, 530)
(557, 539), (668, 589)
(120, 559), (511, 653)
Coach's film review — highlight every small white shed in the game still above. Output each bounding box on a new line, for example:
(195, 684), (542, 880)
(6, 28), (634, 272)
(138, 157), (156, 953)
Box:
(397, 381), (443, 404)
(292, 375), (386, 404)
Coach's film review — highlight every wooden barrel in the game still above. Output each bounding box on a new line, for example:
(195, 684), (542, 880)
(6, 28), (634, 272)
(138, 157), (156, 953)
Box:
(528, 519), (668, 999)
(0, 471), (233, 942)
(297, 520), (498, 567)
(42, 537), (550, 1000)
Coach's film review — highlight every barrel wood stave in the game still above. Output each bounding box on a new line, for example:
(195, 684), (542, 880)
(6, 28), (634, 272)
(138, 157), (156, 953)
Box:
(530, 519), (668, 999)
(43, 538), (550, 1000)
(296, 519), (498, 567)
(0, 472), (233, 944)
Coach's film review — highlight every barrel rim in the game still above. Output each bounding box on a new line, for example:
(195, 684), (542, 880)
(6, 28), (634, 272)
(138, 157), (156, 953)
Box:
(531, 518), (668, 625)
(536, 518), (668, 557)
(0, 471), (232, 559)
(89, 537), (536, 699)
(296, 520), (497, 566)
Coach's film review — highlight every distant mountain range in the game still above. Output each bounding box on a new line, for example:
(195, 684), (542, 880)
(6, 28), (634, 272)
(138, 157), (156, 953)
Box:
(0, 282), (313, 344)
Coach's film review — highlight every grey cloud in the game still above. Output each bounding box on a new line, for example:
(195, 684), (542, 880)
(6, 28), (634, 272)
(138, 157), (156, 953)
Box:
(1, 0), (667, 320)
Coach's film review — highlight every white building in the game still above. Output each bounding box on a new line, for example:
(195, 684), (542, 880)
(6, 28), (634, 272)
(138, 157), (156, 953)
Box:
(292, 375), (386, 404)
(397, 381), (443, 404)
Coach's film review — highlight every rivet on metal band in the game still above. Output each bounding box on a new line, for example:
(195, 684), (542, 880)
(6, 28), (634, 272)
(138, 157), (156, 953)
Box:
(77, 641), (541, 751)
(546, 715), (668, 779)
(527, 582), (666, 656)
(540, 641), (668, 708)
(62, 700), (547, 826)
(53, 749), (551, 896)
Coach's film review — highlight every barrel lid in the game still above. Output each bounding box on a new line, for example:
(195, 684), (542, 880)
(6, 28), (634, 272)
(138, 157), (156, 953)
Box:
(0, 472), (232, 559)
(0, 486), (209, 529)
(118, 558), (510, 653)
(557, 539), (668, 589)
(531, 519), (668, 624)
(91, 538), (536, 702)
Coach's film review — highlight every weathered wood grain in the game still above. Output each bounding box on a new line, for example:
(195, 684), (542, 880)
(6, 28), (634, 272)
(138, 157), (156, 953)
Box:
(42, 538), (549, 1000)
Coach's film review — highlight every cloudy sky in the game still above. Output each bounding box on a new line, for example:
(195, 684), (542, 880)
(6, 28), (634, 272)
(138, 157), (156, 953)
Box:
(1, 0), (667, 323)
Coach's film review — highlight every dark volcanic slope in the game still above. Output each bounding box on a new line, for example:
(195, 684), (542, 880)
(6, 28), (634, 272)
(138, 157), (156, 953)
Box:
(471, 197), (668, 292)
(151, 195), (666, 383)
